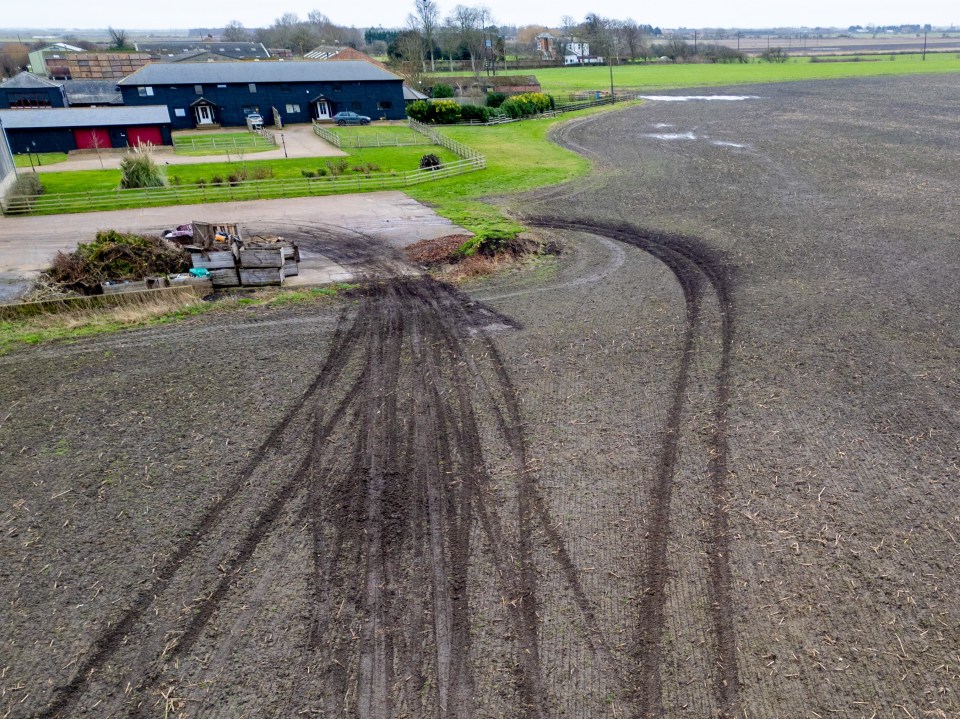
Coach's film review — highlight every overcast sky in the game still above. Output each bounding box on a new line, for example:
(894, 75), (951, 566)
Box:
(2, 0), (956, 33)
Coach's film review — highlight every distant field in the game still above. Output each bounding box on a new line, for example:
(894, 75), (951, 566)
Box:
(432, 53), (960, 95)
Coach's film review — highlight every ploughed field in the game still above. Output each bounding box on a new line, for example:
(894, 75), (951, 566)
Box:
(2, 74), (959, 718)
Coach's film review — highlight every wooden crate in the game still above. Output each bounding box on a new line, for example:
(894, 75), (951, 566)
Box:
(207, 268), (241, 287)
(239, 268), (284, 286)
(239, 249), (284, 268)
(192, 251), (236, 270)
(282, 263), (299, 277)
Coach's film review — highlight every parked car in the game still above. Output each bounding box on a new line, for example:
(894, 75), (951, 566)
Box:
(333, 111), (371, 126)
(245, 112), (263, 128)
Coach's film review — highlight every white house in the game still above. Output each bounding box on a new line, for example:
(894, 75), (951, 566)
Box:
(563, 41), (603, 65)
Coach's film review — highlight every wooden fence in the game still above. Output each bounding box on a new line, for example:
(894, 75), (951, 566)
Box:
(313, 123), (434, 148)
(2, 157), (485, 215)
(174, 133), (276, 152)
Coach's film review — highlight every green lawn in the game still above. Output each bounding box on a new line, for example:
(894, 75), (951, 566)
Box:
(14, 152), (68, 168)
(37, 145), (460, 195)
(407, 104), (631, 240)
(325, 125), (434, 146)
(432, 53), (960, 96)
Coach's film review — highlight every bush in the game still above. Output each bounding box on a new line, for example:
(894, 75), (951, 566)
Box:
(460, 104), (490, 123)
(428, 99), (462, 124)
(499, 92), (554, 119)
(3, 174), (44, 214)
(118, 145), (165, 189)
(760, 47), (789, 63)
(250, 167), (273, 180)
(406, 99), (462, 124)
(326, 158), (349, 176)
(48, 230), (189, 294)
(419, 153), (442, 171)
(316, 167), (328, 176)
(301, 169), (316, 178)
(406, 100), (430, 122)
(210, 175), (224, 186)
(486, 91), (507, 108)
(431, 83), (454, 98)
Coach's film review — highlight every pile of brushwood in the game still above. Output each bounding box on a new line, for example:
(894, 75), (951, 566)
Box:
(46, 230), (189, 295)
(404, 232), (560, 276)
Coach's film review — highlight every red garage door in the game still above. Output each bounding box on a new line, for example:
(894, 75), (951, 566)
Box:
(73, 128), (112, 150)
(127, 126), (163, 147)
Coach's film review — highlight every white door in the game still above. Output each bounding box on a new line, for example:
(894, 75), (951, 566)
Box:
(315, 100), (331, 120)
(195, 105), (214, 126)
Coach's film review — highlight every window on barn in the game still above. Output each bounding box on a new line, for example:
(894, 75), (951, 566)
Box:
(9, 94), (52, 108)
(285, 103), (300, 113)
(194, 85), (203, 95)
(248, 83), (257, 93)
(137, 86), (154, 97)
(174, 108), (186, 117)
(351, 102), (362, 112)
(377, 100), (392, 110)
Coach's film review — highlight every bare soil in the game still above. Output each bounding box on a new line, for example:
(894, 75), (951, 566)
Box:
(2, 75), (959, 718)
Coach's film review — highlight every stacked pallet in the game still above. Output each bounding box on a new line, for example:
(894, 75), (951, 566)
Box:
(190, 240), (299, 288)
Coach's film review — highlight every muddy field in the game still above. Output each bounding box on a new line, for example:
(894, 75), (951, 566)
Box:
(2, 74), (959, 718)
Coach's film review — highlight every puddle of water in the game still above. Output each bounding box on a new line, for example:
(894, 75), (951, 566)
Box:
(638, 95), (759, 102)
(711, 140), (747, 148)
(643, 132), (697, 141)
(653, 123), (673, 128)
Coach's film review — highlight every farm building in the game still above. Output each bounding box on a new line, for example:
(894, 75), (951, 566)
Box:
(0, 72), (67, 109)
(135, 40), (271, 61)
(118, 61), (406, 129)
(423, 75), (542, 97)
(0, 106), (172, 154)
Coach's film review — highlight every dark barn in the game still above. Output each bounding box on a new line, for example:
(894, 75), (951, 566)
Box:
(0, 106), (172, 154)
(118, 61), (407, 130)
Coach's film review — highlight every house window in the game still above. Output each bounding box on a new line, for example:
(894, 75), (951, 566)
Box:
(174, 108), (186, 117)
(194, 85), (203, 95)
(377, 100), (392, 110)
(138, 86), (154, 97)
(285, 103), (301, 113)
(242, 105), (259, 115)
(248, 83), (256, 93)
(217, 84), (227, 88)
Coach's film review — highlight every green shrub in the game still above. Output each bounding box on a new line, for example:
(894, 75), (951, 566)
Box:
(406, 100), (430, 122)
(431, 83), (454, 98)
(210, 175), (224, 186)
(428, 99), (462, 124)
(419, 153), (442, 171)
(118, 145), (165, 189)
(301, 169), (316, 178)
(3, 175), (44, 215)
(316, 167), (328, 176)
(486, 91), (507, 108)
(326, 158), (349, 176)
(460, 104), (491, 123)
(499, 92), (554, 119)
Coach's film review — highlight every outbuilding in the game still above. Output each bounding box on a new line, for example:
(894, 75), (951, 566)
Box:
(0, 106), (172, 154)
(117, 61), (406, 130)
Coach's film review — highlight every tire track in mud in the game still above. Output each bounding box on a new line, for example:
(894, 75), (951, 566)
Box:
(527, 217), (740, 718)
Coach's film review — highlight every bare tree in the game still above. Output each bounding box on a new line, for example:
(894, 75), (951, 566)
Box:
(448, 5), (490, 78)
(222, 21), (249, 42)
(410, 0), (440, 72)
(108, 27), (129, 50)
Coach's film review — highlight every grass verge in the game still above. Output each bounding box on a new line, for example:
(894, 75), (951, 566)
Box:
(406, 102), (633, 242)
(14, 152), (68, 168)
(0, 284), (356, 355)
(37, 145), (460, 194)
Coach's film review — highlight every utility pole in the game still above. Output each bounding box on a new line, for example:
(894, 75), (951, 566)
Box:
(694, 30), (698, 54)
(922, 30), (928, 60)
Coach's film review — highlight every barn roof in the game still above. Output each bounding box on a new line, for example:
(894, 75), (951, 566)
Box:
(0, 71), (62, 89)
(0, 105), (171, 129)
(136, 40), (270, 60)
(118, 60), (401, 86)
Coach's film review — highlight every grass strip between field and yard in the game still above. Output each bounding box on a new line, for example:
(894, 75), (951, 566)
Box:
(0, 284), (357, 356)
(13, 152), (68, 168)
